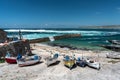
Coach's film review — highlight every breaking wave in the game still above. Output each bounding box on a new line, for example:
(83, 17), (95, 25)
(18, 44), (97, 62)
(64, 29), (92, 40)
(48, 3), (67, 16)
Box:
(5, 29), (120, 37)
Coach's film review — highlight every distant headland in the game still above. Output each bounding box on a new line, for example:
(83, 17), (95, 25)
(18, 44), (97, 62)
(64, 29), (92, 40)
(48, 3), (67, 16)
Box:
(79, 25), (120, 29)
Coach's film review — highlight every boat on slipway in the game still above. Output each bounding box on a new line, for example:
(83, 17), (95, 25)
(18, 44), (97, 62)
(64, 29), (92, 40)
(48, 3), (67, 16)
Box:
(44, 53), (59, 67)
(5, 52), (17, 64)
(17, 54), (41, 67)
(86, 59), (100, 70)
(63, 55), (75, 70)
(76, 57), (87, 67)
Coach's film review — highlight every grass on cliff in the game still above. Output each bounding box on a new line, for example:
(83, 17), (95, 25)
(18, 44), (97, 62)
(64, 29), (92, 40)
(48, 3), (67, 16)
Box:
(0, 59), (5, 63)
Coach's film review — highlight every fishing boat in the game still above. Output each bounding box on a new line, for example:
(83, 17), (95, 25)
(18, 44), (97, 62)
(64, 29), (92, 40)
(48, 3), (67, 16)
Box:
(106, 52), (120, 59)
(63, 55), (75, 70)
(76, 57), (86, 67)
(17, 54), (41, 67)
(44, 53), (59, 67)
(86, 59), (100, 70)
(5, 52), (17, 64)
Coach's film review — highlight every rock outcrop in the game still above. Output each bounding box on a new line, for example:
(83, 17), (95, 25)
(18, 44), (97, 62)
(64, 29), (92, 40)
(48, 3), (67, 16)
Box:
(0, 29), (7, 43)
(0, 40), (31, 58)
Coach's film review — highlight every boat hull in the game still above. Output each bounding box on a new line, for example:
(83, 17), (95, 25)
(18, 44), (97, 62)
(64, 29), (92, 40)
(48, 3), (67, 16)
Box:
(86, 60), (100, 70)
(5, 57), (17, 64)
(17, 56), (41, 67)
(45, 58), (58, 66)
(64, 60), (75, 69)
(44, 53), (59, 67)
(17, 60), (40, 67)
(76, 60), (86, 67)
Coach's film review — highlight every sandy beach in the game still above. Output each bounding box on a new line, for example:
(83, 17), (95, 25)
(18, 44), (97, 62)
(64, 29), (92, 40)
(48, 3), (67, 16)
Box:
(0, 43), (120, 80)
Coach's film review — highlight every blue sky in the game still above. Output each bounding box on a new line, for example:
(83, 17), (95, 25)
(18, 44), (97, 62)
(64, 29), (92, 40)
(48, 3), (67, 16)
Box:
(0, 0), (120, 28)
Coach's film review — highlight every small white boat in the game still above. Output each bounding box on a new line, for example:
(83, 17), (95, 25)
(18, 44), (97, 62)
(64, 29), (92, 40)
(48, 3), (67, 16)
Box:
(17, 55), (41, 67)
(44, 53), (59, 67)
(106, 52), (120, 59)
(86, 60), (100, 70)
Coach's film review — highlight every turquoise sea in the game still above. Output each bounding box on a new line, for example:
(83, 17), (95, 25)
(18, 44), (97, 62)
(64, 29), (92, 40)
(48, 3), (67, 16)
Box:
(3, 28), (120, 50)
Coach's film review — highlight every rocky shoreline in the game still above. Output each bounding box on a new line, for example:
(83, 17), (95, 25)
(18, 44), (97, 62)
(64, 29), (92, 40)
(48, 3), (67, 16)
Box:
(47, 43), (107, 51)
